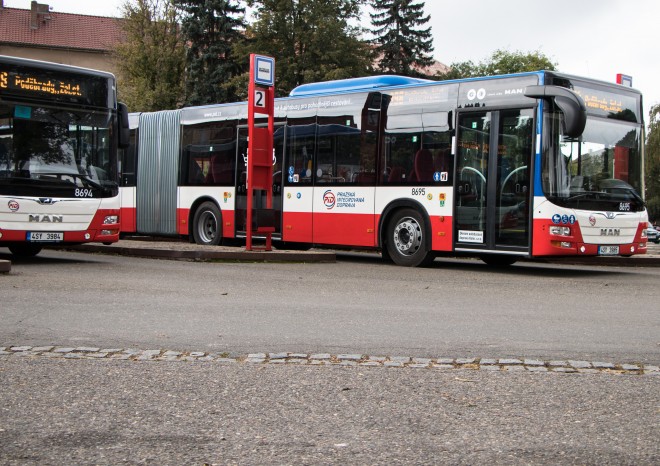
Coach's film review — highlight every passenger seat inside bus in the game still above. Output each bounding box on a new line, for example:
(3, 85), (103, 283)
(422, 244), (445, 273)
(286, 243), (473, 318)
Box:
(388, 166), (405, 183)
(414, 149), (434, 182)
(208, 155), (233, 185)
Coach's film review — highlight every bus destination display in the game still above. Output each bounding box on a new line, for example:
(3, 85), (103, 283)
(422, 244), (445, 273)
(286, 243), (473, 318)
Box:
(0, 63), (108, 107)
(572, 85), (639, 122)
(1, 70), (83, 97)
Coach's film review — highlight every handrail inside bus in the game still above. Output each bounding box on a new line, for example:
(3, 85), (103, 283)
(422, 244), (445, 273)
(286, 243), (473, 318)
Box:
(460, 166), (486, 184)
(501, 166), (528, 196)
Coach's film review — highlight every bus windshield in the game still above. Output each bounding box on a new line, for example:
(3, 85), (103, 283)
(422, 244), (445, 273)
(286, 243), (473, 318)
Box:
(0, 104), (117, 197)
(542, 110), (644, 212)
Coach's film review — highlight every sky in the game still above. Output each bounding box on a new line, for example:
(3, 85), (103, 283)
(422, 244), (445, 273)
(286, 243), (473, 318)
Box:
(4, 0), (659, 118)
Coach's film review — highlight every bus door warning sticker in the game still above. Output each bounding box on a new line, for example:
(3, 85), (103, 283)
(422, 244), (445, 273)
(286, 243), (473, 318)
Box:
(458, 230), (484, 243)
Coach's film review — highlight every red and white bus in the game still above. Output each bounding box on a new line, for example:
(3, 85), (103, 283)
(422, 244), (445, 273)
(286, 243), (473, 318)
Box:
(120, 71), (649, 266)
(1, 55), (129, 257)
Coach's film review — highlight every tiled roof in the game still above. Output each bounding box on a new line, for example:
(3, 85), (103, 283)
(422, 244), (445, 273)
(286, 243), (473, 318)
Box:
(372, 47), (449, 77)
(0, 7), (122, 52)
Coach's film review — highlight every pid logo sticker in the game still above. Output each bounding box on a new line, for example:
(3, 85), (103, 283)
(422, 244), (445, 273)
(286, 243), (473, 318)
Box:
(8, 200), (19, 211)
(323, 190), (336, 209)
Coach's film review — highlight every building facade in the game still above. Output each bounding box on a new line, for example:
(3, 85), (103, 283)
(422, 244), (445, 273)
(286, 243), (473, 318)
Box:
(0, 1), (122, 75)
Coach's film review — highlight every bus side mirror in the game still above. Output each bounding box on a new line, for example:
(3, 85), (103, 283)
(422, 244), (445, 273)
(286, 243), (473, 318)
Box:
(525, 85), (587, 138)
(118, 102), (130, 149)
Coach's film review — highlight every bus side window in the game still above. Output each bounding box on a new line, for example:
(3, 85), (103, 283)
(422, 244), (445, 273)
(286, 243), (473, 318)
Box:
(423, 129), (453, 185)
(207, 152), (235, 185)
(285, 123), (315, 185)
(381, 131), (420, 185)
(188, 155), (205, 185)
(120, 129), (137, 187)
(180, 121), (237, 186)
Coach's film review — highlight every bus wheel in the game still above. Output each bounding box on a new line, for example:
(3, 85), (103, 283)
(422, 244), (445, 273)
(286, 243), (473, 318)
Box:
(386, 208), (434, 267)
(481, 255), (517, 267)
(8, 244), (43, 257)
(192, 202), (222, 246)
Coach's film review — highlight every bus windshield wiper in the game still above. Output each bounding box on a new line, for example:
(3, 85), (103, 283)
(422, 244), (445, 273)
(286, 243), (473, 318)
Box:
(30, 172), (105, 191)
(564, 191), (601, 201)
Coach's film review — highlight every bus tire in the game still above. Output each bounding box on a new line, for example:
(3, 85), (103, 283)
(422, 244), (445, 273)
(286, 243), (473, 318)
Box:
(8, 244), (43, 257)
(192, 202), (222, 246)
(385, 208), (434, 267)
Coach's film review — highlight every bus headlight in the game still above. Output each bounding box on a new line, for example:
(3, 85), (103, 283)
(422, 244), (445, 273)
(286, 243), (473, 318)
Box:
(550, 226), (571, 236)
(103, 215), (119, 224)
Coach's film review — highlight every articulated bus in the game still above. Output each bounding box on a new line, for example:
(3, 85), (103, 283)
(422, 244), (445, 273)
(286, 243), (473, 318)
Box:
(0, 55), (129, 256)
(120, 71), (648, 266)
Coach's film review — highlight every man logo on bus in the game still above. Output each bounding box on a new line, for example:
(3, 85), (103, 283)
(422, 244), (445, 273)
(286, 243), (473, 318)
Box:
(323, 190), (336, 209)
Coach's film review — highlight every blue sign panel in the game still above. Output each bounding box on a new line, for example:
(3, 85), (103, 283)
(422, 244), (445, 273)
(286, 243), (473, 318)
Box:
(254, 56), (275, 87)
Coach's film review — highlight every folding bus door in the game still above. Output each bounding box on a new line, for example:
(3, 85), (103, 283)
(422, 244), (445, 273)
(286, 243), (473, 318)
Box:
(235, 124), (284, 237)
(454, 109), (534, 254)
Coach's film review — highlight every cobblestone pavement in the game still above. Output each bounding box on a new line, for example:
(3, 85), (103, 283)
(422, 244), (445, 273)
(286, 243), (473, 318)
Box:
(2, 345), (658, 375)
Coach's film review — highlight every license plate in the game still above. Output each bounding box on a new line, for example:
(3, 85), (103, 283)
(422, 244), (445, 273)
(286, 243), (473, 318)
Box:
(27, 232), (64, 242)
(598, 245), (619, 255)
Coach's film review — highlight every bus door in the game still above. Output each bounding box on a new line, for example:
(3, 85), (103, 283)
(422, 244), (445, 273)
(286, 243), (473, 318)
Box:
(235, 124), (284, 237)
(454, 109), (534, 254)
(281, 123), (315, 244)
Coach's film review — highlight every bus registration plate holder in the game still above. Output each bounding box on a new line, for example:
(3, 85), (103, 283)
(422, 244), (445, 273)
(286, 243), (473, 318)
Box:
(27, 232), (64, 242)
(598, 245), (619, 255)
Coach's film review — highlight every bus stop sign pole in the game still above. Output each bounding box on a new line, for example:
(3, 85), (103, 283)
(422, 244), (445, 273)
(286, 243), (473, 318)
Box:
(246, 54), (275, 251)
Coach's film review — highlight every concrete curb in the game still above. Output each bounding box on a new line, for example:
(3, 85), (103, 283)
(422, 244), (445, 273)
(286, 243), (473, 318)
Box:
(67, 239), (660, 267)
(49, 238), (659, 267)
(0, 259), (11, 273)
(66, 242), (336, 263)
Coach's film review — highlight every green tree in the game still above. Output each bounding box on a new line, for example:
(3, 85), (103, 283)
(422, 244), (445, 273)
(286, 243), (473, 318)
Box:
(174, 0), (246, 105)
(645, 104), (660, 222)
(243, 0), (373, 96)
(370, 0), (434, 77)
(437, 49), (557, 80)
(114, 0), (186, 112)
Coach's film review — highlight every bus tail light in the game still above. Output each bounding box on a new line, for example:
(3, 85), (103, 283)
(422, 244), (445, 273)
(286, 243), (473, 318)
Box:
(551, 240), (572, 249)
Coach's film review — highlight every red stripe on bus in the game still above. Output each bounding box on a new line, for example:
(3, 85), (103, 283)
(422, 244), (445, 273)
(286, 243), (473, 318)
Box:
(120, 207), (136, 233)
(313, 212), (376, 247)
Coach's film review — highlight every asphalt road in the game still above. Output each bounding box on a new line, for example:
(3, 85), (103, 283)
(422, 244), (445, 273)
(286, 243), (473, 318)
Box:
(1, 248), (658, 363)
(1, 248), (659, 465)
